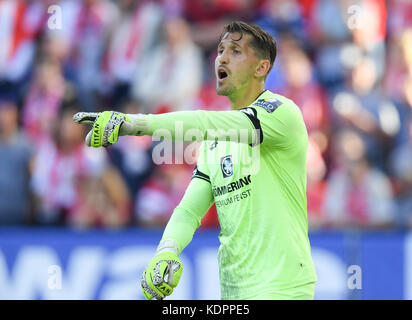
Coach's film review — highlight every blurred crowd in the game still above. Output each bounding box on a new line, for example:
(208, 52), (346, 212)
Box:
(0, 0), (411, 230)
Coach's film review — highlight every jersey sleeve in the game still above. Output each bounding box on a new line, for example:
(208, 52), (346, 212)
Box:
(161, 157), (214, 254)
(240, 96), (308, 149)
(147, 110), (260, 146)
(146, 96), (306, 149)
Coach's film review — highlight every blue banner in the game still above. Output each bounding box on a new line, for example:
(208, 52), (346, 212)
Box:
(0, 228), (410, 300)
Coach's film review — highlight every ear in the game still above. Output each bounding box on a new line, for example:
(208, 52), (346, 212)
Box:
(255, 59), (271, 78)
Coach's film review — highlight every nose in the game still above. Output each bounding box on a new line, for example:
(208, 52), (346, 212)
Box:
(217, 49), (229, 65)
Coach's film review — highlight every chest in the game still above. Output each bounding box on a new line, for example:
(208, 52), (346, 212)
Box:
(202, 140), (258, 185)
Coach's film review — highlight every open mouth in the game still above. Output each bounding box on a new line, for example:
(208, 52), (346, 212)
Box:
(218, 68), (229, 81)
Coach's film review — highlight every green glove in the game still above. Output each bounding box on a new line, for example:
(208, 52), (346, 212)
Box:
(140, 251), (183, 300)
(73, 111), (149, 148)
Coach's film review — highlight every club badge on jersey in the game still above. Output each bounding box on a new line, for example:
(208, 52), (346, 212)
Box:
(220, 155), (233, 178)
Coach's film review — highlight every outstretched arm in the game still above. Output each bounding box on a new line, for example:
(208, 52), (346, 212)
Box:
(73, 96), (306, 149)
(73, 109), (262, 147)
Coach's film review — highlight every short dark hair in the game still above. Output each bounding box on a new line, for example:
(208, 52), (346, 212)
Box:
(219, 21), (277, 76)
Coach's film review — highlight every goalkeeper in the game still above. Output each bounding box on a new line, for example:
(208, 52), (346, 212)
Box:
(74, 21), (317, 300)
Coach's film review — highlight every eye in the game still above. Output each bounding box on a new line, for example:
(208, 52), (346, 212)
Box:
(233, 49), (241, 54)
(218, 48), (224, 55)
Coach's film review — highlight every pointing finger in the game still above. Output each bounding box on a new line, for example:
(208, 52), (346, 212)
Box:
(73, 112), (99, 124)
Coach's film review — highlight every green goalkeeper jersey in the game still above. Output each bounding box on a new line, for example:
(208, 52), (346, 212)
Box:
(153, 90), (317, 299)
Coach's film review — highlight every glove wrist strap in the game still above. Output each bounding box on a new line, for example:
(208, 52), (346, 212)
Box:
(127, 114), (150, 136)
(156, 239), (179, 256)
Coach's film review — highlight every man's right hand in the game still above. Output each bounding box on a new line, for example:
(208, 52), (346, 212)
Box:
(73, 111), (149, 148)
(140, 251), (183, 300)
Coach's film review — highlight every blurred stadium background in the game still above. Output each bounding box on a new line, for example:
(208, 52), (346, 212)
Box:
(0, 0), (412, 299)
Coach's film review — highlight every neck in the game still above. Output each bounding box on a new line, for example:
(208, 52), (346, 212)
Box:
(228, 81), (266, 110)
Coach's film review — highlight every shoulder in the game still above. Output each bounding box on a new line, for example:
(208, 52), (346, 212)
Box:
(248, 90), (302, 121)
(250, 90), (306, 133)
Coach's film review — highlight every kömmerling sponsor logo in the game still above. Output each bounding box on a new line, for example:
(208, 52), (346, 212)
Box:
(212, 175), (252, 197)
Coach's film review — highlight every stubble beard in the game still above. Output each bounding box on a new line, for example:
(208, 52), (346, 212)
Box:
(216, 81), (236, 97)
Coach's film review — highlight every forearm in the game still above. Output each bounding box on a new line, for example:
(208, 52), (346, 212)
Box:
(157, 175), (214, 255)
(160, 206), (202, 255)
(128, 110), (258, 144)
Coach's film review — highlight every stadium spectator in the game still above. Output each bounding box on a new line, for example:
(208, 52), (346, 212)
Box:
(254, 0), (306, 41)
(349, 0), (387, 79)
(131, 16), (203, 112)
(279, 40), (330, 151)
(21, 57), (66, 145)
(52, 0), (119, 111)
(0, 97), (33, 224)
(103, 0), (163, 107)
(332, 56), (400, 170)
(322, 129), (395, 229)
(308, 0), (352, 90)
(0, 0), (45, 98)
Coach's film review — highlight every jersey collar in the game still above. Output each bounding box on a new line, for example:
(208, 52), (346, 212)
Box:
(253, 89), (269, 102)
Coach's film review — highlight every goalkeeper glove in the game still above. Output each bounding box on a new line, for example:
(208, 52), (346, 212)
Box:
(73, 111), (149, 147)
(141, 240), (183, 300)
